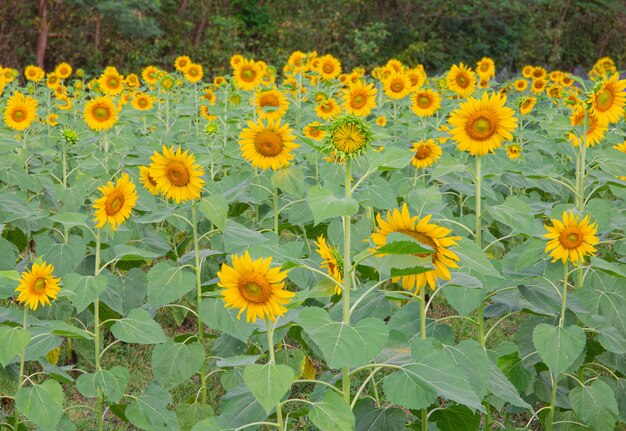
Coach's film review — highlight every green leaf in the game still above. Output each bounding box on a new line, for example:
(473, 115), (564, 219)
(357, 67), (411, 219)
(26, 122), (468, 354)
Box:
(488, 362), (532, 409)
(353, 400), (405, 431)
(497, 352), (532, 394)
(151, 340), (205, 390)
(50, 212), (87, 227)
(370, 147), (412, 170)
(36, 235), (86, 276)
(126, 384), (179, 430)
(271, 166), (305, 198)
(15, 380), (64, 431)
(198, 193), (229, 230)
(0, 237), (18, 270)
(198, 298), (254, 343)
(430, 405), (480, 431)
(298, 307), (388, 369)
(0, 326), (30, 367)
(307, 185), (359, 225)
(488, 196), (535, 235)
(60, 273), (108, 313)
(442, 340), (490, 399)
(569, 380), (619, 431)
(147, 262), (196, 308)
(113, 245), (161, 261)
(533, 324), (586, 377)
(176, 402), (214, 431)
(308, 390), (355, 431)
(110, 308), (167, 344)
(243, 363), (294, 413)
(454, 238), (502, 279)
(590, 256), (626, 279)
(76, 366), (129, 403)
(374, 232), (434, 255)
(443, 279), (485, 316)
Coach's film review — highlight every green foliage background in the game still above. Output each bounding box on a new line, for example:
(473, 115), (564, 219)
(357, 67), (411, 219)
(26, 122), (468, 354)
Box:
(1, 0), (625, 75)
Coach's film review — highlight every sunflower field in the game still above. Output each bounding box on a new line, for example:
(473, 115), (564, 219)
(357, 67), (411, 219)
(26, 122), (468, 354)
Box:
(0, 53), (625, 431)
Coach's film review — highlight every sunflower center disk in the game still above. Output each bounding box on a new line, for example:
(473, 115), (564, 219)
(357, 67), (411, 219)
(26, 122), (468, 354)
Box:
(166, 161), (191, 186)
(415, 145), (431, 160)
(391, 81), (403, 92)
(352, 93), (367, 109)
(323, 64), (333, 74)
(33, 278), (46, 293)
(242, 68), (256, 82)
(417, 96), (431, 107)
(398, 229), (438, 259)
(254, 130), (284, 157)
(238, 274), (273, 304)
(108, 78), (119, 88)
(467, 115), (496, 140)
(559, 227), (584, 249)
(94, 106), (110, 121)
(12, 109), (26, 122)
(259, 95), (279, 111)
(456, 74), (469, 88)
(105, 191), (125, 216)
(333, 123), (365, 154)
(596, 88), (614, 111)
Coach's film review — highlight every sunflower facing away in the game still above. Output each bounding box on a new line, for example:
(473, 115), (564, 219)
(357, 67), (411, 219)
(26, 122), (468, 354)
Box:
(328, 116), (372, 159)
(239, 118), (298, 170)
(3, 91), (38, 131)
(149, 146), (206, 203)
(218, 251), (294, 323)
(15, 262), (61, 310)
(93, 172), (138, 231)
(255, 89), (288, 120)
(84, 96), (117, 131)
(315, 236), (343, 294)
(371, 204), (460, 292)
(410, 139), (442, 169)
(448, 91), (518, 156)
(139, 165), (159, 195)
(588, 73), (626, 124)
(544, 211), (598, 264)
(567, 106), (608, 147)
(446, 63), (476, 98)
(411, 89), (441, 117)
(343, 80), (377, 116)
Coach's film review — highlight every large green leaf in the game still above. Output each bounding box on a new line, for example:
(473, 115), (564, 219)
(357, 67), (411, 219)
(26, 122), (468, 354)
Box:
(298, 307), (388, 369)
(110, 308), (167, 344)
(307, 185), (359, 225)
(532, 324), (586, 377)
(569, 380), (619, 431)
(75, 366), (129, 403)
(198, 193), (229, 230)
(126, 384), (179, 430)
(242, 363), (294, 413)
(0, 326), (30, 367)
(430, 405), (480, 431)
(488, 362), (532, 409)
(354, 400), (405, 431)
(147, 262), (196, 307)
(374, 232), (434, 255)
(15, 380), (64, 431)
(36, 235), (86, 276)
(198, 298), (254, 342)
(454, 238), (502, 279)
(488, 196), (535, 235)
(442, 340), (490, 398)
(60, 273), (108, 313)
(151, 340), (205, 390)
(308, 390), (355, 431)
(176, 402), (214, 431)
(271, 166), (305, 198)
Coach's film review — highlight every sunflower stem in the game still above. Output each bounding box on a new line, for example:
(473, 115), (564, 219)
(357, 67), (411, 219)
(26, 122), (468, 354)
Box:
(191, 203), (208, 405)
(560, 262), (569, 329)
(13, 307), (28, 430)
(62, 139), (67, 188)
(94, 228), (103, 431)
(547, 371), (558, 431)
(273, 183), (279, 235)
(266, 319), (284, 430)
(419, 286), (428, 431)
(341, 158), (353, 403)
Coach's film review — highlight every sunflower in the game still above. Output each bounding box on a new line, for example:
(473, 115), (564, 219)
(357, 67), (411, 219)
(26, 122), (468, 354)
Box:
(406, 67), (427, 89)
(446, 63), (476, 98)
(411, 89), (441, 117)
(46, 72), (61, 89)
(316, 54), (342, 80)
(386, 59), (404, 73)
(544, 211), (598, 264)
(24, 65), (45, 82)
(255, 89), (288, 120)
(506, 144), (521, 159)
(514, 79), (528, 92)
(149, 146), (206, 203)
(47, 113), (59, 126)
(184, 63), (203, 83)
(382, 71), (412, 100)
(315, 98), (341, 120)
(371, 204), (460, 292)
(303, 121), (326, 141)
(160, 75), (175, 90)
(343, 80), (377, 116)
(530, 79), (546, 94)
(55, 62), (72, 79)
(560, 74), (574, 87)
(218, 251), (294, 323)
(98, 68), (124, 96)
(477, 57), (496, 79)
(613, 141), (626, 153)
(239, 118), (298, 170)
(376, 115), (387, 127)
(131, 92), (153, 111)
(531, 66), (547, 80)
(327, 116), (372, 159)
(125, 73), (140, 88)
(3, 91), (38, 131)
(141, 66), (160, 86)
(93, 172), (137, 231)
(448, 91), (517, 156)
(521, 65), (534, 78)
(15, 262), (61, 310)
(410, 139), (441, 169)
(83, 96), (117, 131)
(567, 107), (608, 147)
(519, 96), (537, 115)
(174, 55), (192, 72)
(315, 236), (343, 293)
(138, 165), (159, 195)
(588, 73), (626, 124)
(233, 59), (262, 91)
(230, 54), (244, 69)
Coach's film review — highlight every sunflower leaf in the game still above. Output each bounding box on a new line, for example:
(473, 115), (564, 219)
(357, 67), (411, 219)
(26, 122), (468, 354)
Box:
(243, 363), (294, 413)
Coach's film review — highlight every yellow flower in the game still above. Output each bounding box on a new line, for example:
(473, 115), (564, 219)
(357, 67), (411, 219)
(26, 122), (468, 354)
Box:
(316, 54), (342, 80)
(233, 59), (262, 91)
(410, 139), (441, 169)
(47, 113), (59, 126)
(315, 98), (340, 120)
(174, 55), (192, 72)
(125, 73), (140, 88)
(411, 89), (441, 117)
(613, 141), (626, 153)
(3, 91), (38, 131)
(530, 79), (546, 94)
(141, 66), (160, 86)
(315, 236), (342, 293)
(131, 92), (154, 111)
(199, 105), (217, 121)
(448, 92), (517, 156)
(567, 106), (607, 148)
(505, 144), (521, 159)
(588, 73), (626, 124)
(138, 165), (159, 195)
(376, 115), (387, 127)
(46, 72), (61, 89)
(184, 63), (204, 83)
(519, 96), (536, 115)
(303, 121), (326, 141)
(383, 71), (412, 100)
(514, 79), (528, 92)
(522, 65), (534, 78)
(446, 63), (476, 98)
(93, 172), (138, 231)
(15, 262), (61, 310)
(230, 54), (244, 69)
(55, 62), (72, 79)
(24, 65), (45, 82)
(531, 66), (547, 80)
(83, 96), (117, 131)
(371, 204), (460, 292)
(544, 211), (598, 264)
(239, 118), (298, 170)
(98, 68), (124, 96)
(476, 57), (495, 79)
(255, 89), (288, 120)
(328, 116), (371, 159)
(218, 251), (294, 323)
(149, 146), (206, 203)
(406, 66), (427, 90)
(343, 80), (377, 116)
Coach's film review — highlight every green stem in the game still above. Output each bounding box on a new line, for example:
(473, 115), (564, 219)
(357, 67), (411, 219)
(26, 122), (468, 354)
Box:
(560, 262), (568, 329)
(547, 372), (558, 431)
(273, 183), (279, 235)
(62, 140), (67, 188)
(13, 307), (28, 429)
(575, 110), (588, 290)
(266, 319), (284, 430)
(191, 203), (208, 404)
(341, 158), (353, 403)
(94, 228), (103, 431)
(419, 287), (428, 431)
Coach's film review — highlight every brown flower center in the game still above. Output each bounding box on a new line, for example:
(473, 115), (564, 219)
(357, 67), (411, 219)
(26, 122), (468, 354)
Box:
(522, 99), (532, 109)
(259, 94), (279, 108)
(391, 80), (404, 92)
(322, 63), (334, 74)
(398, 229), (438, 259)
(238, 273), (273, 304)
(417, 94), (431, 108)
(456, 73), (469, 88)
(596, 87), (614, 111)
(241, 67), (256, 82)
(93, 106), (111, 122)
(351, 92), (367, 109)
(12, 109), (26, 122)
(105, 190), (125, 216)
(559, 227), (584, 249)
(107, 77), (120, 88)
(467, 115), (496, 140)
(254, 130), (284, 157)
(166, 161), (191, 186)
(415, 145), (432, 160)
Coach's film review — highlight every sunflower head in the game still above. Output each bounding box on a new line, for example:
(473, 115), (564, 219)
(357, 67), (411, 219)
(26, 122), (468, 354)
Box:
(15, 262), (61, 311)
(83, 96), (117, 131)
(3, 91), (38, 131)
(61, 127), (79, 145)
(410, 139), (442, 169)
(303, 121), (327, 141)
(544, 211), (599, 264)
(315, 236), (343, 293)
(411, 89), (441, 117)
(326, 116), (372, 160)
(149, 146), (206, 203)
(93, 173), (138, 231)
(505, 144), (521, 159)
(588, 73), (626, 124)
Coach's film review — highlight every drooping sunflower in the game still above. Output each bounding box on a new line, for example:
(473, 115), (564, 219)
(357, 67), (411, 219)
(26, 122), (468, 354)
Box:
(327, 116), (372, 159)
(316, 54), (342, 80)
(199, 105), (217, 121)
(371, 204), (460, 292)
(315, 236), (343, 293)
(24, 65), (45, 82)
(411, 89), (441, 117)
(83, 96), (117, 131)
(567, 106), (608, 147)
(184, 63), (204, 83)
(15, 262), (61, 311)
(141, 65), (160, 86)
(343, 80), (377, 116)
(149, 146), (206, 203)
(514, 79), (528, 92)
(446, 63), (476, 98)
(239, 118), (298, 170)
(383, 71), (412, 100)
(174, 55), (192, 72)
(233, 59), (262, 91)
(138, 165), (160, 195)
(546, 84), (563, 100)
(530, 79), (546, 94)
(588, 73), (626, 124)
(55, 62), (72, 79)
(613, 141), (626, 153)
(315, 98), (341, 120)
(476, 57), (495, 79)
(406, 66), (427, 90)
(3, 91), (38, 131)
(131, 92), (154, 111)
(47, 113), (59, 126)
(93, 172), (137, 231)
(303, 121), (326, 141)
(505, 144), (521, 159)
(255, 89), (288, 120)
(218, 251), (294, 323)
(448, 91), (518, 156)
(98, 68), (124, 96)
(544, 211), (598, 264)
(519, 96), (537, 115)
(410, 139), (442, 169)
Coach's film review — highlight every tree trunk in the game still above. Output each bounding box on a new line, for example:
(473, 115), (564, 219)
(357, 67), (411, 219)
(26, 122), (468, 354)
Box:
(35, 0), (48, 68)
